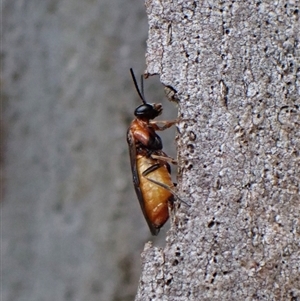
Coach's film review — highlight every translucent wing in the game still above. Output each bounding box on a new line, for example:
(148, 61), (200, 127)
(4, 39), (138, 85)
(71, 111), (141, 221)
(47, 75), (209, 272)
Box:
(127, 129), (159, 235)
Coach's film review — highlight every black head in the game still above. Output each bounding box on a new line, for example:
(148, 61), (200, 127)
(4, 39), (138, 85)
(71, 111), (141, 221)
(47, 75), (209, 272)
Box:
(130, 68), (163, 120)
(134, 103), (162, 119)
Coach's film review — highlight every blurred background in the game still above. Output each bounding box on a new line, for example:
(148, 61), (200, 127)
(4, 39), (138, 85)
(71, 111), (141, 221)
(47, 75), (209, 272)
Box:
(1, 0), (177, 300)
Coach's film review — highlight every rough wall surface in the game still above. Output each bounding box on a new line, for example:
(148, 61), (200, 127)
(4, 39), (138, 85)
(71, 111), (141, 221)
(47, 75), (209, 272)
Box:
(136, 0), (300, 300)
(2, 0), (177, 300)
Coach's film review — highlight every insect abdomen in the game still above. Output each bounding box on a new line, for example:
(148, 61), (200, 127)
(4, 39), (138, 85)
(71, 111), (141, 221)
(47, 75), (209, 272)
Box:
(137, 155), (174, 229)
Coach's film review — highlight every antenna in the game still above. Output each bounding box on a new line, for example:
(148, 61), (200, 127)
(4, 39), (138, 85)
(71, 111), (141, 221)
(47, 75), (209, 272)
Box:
(140, 75), (144, 100)
(130, 68), (147, 104)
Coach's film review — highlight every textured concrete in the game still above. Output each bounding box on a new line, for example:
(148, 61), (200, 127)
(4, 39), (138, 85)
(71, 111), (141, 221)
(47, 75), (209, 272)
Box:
(136, 0), (300, 300)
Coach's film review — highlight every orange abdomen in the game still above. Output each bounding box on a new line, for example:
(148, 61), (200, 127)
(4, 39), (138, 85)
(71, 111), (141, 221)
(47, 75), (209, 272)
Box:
(137, 155), (174, 228)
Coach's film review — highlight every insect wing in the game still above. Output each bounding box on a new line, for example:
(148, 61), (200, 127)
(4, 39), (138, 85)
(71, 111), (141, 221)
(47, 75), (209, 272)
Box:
(127, 129), (159, 235)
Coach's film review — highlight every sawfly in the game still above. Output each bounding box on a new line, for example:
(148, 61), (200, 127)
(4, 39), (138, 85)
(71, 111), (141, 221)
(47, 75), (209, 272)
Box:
(127, 68), (180, 235)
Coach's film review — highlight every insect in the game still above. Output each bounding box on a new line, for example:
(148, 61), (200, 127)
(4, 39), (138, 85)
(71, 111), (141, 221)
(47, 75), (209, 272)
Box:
(127, 68), (179, 235)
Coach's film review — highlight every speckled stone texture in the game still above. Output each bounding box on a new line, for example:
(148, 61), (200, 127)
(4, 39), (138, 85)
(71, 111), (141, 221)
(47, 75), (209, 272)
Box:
(136, 0), (300, 300)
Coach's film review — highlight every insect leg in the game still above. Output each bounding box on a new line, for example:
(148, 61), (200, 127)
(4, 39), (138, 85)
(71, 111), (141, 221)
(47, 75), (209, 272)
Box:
(142, 164), (190, 207)
(145, 177), (190, 207)
(151, 154), (177, 165)
(149, 119), (179, 131)
(142, 163), (162, 177)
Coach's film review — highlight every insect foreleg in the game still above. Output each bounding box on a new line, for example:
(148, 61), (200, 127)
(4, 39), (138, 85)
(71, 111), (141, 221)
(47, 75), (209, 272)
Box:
(149, 119), (179, 131)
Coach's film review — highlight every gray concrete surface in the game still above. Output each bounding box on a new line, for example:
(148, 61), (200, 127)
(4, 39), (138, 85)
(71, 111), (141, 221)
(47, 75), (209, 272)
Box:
(1, 0), (177, 300)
